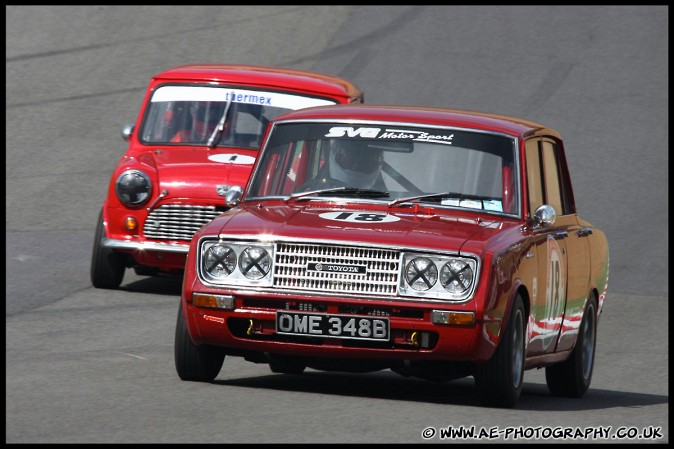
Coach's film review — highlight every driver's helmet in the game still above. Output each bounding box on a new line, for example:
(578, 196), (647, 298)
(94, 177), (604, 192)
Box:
(328, 139), (383, 188)
(190, 102), (224, 139)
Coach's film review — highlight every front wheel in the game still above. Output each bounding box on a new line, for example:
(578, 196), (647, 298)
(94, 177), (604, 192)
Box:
(545, 296), (598, 397)
(474, 294), (526, 408)
(174, 303), (225, 382)
(90, 209), (125, 289)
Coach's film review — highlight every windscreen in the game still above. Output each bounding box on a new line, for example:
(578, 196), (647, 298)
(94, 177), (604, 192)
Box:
(247, 122), (518, 215)
(138, 85), (337, 148)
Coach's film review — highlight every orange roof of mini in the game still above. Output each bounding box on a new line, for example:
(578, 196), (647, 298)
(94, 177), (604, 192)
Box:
(152, 64), (363, 101)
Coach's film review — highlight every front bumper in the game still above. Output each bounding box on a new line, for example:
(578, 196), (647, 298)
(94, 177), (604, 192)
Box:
(102, 237), (189, 253)
(183, 292), (490, 364)
(102, 237), (189, 270)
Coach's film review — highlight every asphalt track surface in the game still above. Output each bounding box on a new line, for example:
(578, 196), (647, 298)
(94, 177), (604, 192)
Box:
(5, 5), (668, 443)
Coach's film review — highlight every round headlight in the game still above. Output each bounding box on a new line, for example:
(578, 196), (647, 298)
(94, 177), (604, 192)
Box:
(239, 246), (271, 280)
(203, 244), (237, 278)
(405, 257), (438, 291)
(440, 259), (474, 294)
(115, 170), (151, 206)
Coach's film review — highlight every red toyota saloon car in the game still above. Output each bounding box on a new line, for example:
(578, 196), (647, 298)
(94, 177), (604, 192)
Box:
(174, 104), (609, 408)
(91, 64), (363, 289)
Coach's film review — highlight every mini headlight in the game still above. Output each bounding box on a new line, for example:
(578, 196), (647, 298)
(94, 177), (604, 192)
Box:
(405, 257), (438, 291)
(203, 244), (237, 279)
(440, 260), (474, 294)
(239, 246), (271, 279)
(115, 170), (151, 206)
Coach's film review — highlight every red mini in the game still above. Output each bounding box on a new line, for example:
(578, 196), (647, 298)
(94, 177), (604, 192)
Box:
(91, 64), (363, 288)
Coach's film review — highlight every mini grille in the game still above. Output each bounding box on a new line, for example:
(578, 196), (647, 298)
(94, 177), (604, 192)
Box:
(274, 243), (400, 296)
(143, 204), (224, 241)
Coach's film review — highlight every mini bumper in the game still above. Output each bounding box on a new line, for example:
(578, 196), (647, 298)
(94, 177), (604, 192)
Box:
(101, 237), (190, 253)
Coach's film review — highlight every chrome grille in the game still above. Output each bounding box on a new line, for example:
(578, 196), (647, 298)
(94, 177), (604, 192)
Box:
(143, 204), (223, 241)
(274, 243), (400, 296)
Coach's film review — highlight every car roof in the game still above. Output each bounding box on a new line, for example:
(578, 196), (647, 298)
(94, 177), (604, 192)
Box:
(151, 64), (363, 100)
(273, 104), (560, 139)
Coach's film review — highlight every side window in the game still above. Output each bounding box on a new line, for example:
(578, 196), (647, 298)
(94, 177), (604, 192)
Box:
(525, 137), (569, 218)
(541, 140), (564, 216)
(525, 139), (544, 218)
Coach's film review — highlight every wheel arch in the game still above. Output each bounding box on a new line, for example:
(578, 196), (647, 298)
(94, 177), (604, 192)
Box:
(508, 280), (531, 352)
(505, 279), (531, 335)
(589, 287), (601, 320)
(489, 280), (530, 353)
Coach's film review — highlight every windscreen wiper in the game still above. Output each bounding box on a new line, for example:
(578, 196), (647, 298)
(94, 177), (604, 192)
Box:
(286, 187), (390, 202)
(207, 96), (233, 149)
(388, 191), (485, 208)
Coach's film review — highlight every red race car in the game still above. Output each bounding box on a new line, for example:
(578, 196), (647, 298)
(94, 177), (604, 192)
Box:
(91, 64), (363, 289)
(175, 104), (609, 408)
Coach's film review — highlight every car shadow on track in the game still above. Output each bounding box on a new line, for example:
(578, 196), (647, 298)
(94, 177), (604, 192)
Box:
(213, 369), (668, 411)
(121, 274), (183, 296)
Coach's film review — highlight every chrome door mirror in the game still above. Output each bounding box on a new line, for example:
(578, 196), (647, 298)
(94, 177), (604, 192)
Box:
(533, 204), (556, 229)
(225, 185), (244, 208)
(121, 123), (134, 142)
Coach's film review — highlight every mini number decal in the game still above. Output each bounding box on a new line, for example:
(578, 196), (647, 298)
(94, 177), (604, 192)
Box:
(319, 211), (400, 223)
(207, 153), (256, 165)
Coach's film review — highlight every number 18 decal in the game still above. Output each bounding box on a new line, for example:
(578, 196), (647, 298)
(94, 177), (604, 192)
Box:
(319, 211), (400, 223)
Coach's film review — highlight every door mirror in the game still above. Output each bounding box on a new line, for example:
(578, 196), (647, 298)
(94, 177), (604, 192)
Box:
(225, 185), (244, 208)
(533, 204), (556, 229)
(121, 123), (134, 142)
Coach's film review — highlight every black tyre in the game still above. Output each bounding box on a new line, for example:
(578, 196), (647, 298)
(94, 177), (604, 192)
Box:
(474, 294), (526, 408)
(545, 296), (598, 397)
(174, 303), (225, 382)
(268, 354), (306, 375)
(90, 210), (125, 289)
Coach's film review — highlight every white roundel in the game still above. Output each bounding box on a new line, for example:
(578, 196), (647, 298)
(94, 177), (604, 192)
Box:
(208, 154), (256, 164)
(319, 211), (400, 223)
(545, 237), (565, 317)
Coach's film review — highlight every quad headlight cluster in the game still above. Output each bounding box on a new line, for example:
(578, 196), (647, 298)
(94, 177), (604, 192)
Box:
(198, 239), (477, 301)
(399, 253), (478, 301)
(199, 240), (274, 287)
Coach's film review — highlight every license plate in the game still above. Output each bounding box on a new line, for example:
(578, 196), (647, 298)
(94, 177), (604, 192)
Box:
(276, 311), (390, 341)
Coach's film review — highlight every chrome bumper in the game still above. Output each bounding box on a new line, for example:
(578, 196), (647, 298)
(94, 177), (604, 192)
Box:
(101, 237), (190, 254)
